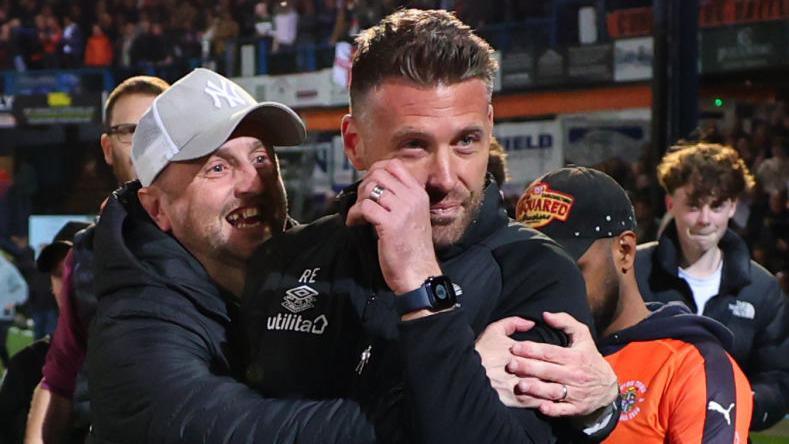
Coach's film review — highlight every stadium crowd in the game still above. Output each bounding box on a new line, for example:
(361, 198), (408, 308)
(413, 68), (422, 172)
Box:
(0, 0), (548, 76)
(0, 4), (785, 444)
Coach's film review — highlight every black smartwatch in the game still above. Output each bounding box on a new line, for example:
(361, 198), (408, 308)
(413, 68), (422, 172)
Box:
(395, 275), (458, 316)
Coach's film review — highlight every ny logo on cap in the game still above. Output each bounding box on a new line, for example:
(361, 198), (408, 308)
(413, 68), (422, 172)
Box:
(204, 79), (246, 109)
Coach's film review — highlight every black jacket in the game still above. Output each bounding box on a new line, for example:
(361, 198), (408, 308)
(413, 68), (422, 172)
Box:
(635, 222), (789, 430)
(71, 225), (98, 335)
(87, 181), (376, 443)
(243, 182), (597, 443)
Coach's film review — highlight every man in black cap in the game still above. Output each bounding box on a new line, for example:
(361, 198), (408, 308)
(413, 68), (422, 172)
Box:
(25, 221), (89, 342)
(515, 167), (753, 443)
(35, 221), (91, 303)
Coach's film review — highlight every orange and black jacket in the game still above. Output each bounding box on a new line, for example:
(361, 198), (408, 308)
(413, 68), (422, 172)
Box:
(599, 302), (752, 443)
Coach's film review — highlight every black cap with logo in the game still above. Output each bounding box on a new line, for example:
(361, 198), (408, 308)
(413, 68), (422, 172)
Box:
(516, 167), (636, 260)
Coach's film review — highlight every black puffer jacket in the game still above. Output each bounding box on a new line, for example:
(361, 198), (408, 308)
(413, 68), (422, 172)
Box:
(243, 181), (600, 443)
(87, 181), (376, 443)
(71, 225), (97, 334)
(635, 221), (789, 430)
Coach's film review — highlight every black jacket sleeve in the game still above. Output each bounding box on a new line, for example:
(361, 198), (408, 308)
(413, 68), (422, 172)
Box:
(395, 239), (597, 443)
(489, 240), (594, 342)
(399, 310), (553, 443)
(87, 292), (377, 444)
(749, 278), (789, 430)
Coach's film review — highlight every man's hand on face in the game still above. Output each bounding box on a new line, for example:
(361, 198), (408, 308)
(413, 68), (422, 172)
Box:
(506, 312), (619, 417)
(346, 159), (443, 295)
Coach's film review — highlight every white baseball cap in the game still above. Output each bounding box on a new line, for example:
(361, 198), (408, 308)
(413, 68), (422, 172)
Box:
(132, 68), (306, 186)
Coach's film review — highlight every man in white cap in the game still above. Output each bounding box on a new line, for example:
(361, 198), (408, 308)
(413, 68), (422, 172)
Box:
(86, 68), (379, 442)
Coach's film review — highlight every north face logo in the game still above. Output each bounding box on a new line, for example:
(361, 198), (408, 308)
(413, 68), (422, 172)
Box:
(728, 300), (755, 320)
(282, 285), (318, 313)
(204, 79), (247, 109)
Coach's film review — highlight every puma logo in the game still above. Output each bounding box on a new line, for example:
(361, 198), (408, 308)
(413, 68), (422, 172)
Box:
(708, 401), (734, 425)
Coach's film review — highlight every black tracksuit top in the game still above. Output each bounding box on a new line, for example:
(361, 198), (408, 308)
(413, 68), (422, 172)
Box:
(243, 181), (596, 443)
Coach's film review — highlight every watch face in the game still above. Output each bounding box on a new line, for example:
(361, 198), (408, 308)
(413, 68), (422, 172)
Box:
(435, 283), (449, 301)
(427, 276), (456, 310)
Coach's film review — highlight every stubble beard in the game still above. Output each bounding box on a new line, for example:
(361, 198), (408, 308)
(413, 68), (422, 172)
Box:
(111, 152), (135, 184)
(593, 255), (621, 337)
(431, 189), (484, 250)
(204, 193), (286, 270)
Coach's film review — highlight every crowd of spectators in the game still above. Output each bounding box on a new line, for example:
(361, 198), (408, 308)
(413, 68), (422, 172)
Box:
(721, 102), (789, 288)
(0, 0), (539, 78)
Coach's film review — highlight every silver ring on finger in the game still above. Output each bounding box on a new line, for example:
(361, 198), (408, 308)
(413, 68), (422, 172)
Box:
(369, 185), (385, 204)
(555, 384), (568, 403)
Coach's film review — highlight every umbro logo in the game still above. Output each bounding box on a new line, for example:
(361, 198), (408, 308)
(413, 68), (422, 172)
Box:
(204, 79), (247, 109)
(282, 285), (318, 313)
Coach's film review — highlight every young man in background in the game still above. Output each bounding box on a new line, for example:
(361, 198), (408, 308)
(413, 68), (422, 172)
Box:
(635, 143), (788, 431)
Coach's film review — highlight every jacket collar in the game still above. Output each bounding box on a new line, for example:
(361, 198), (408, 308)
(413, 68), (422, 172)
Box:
(97, 180), (237, 321)
(598, 301), (735, 355)
(336, 176), (508, 261)
(656, 220), (751, 294)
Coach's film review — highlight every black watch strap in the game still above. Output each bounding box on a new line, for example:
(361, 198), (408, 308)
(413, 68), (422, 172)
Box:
(395, 275), (457, 316)
(395, 285), (434, 316)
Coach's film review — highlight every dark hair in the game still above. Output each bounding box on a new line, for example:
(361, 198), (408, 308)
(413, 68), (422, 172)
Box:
(487, 137), (509, 187)
(350, 9), (498, 110)
(657, 142), (755, 203)
(104, 76), (170, 127)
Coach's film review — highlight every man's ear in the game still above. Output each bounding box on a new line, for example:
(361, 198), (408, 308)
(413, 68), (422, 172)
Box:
(100, 133), (114, 166)
(137, 186), (172, 232)
(613, 231), (637, 274)
(728, 198), (738, 218)
(341, 114), (366, 171)
(664, 194), (674, 213)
